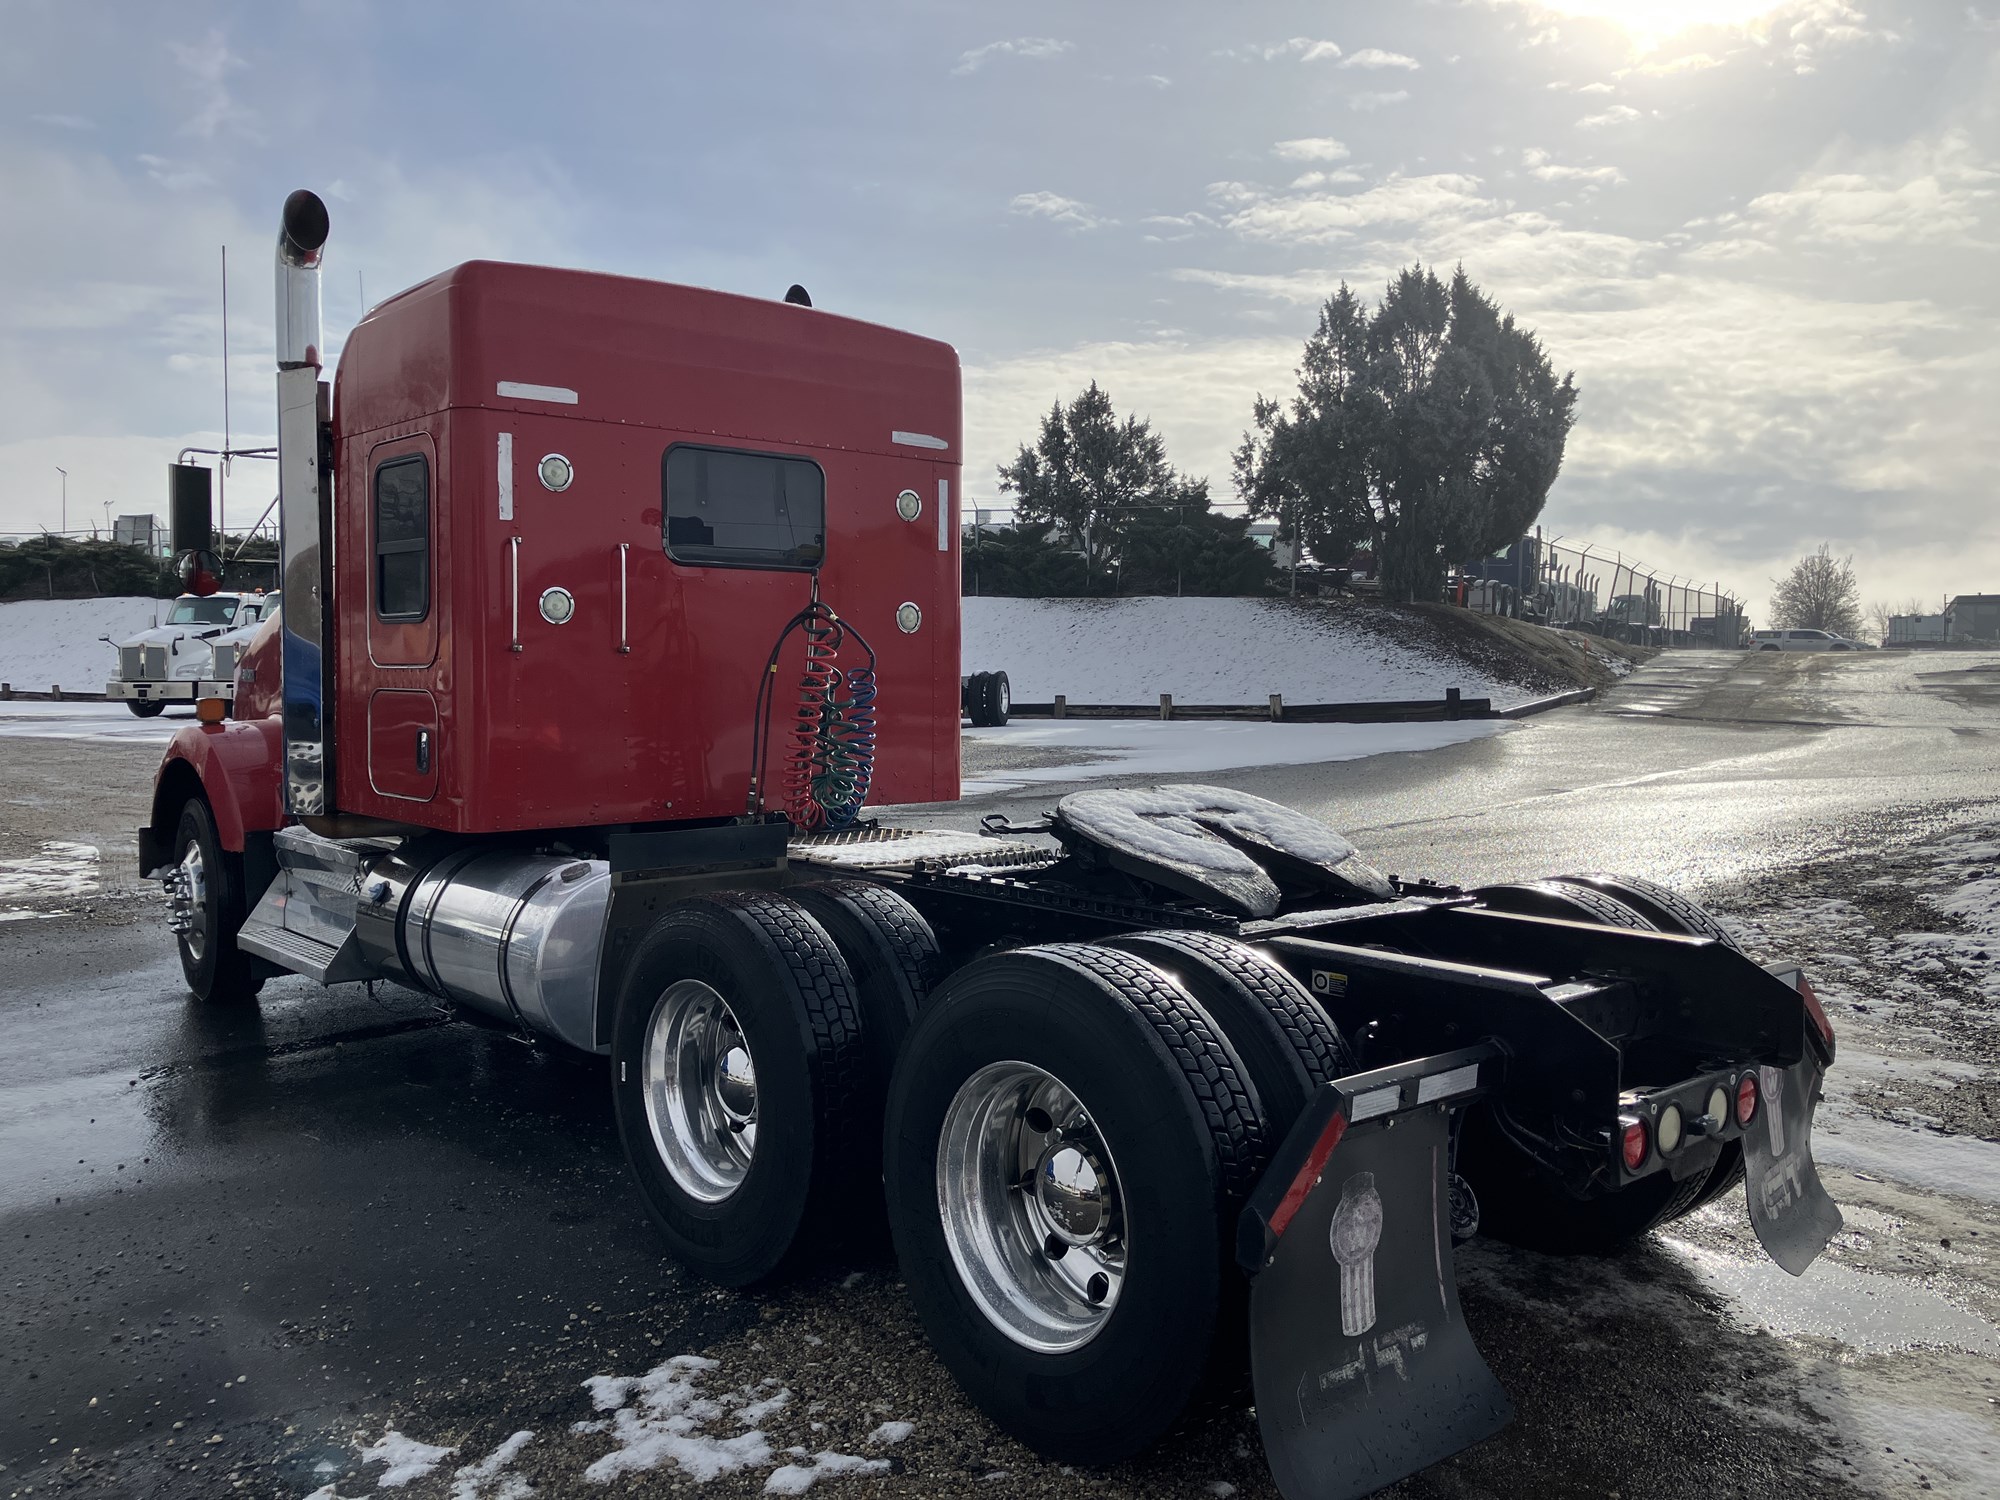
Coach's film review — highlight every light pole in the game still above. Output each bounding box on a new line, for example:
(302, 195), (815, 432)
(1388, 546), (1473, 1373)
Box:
(55, 466), (67, 536)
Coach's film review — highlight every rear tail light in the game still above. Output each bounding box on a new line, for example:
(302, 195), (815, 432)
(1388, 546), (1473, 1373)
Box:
(1797, 973), (1835, 1048)
(1621, 1117), (1650, 1171)
(1735, 1072), (1759, 1127)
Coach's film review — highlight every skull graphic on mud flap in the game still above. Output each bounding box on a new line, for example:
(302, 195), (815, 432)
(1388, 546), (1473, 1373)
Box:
(1760, 1064), (1786, 1157)
(1329, 1170), (1385, 1337)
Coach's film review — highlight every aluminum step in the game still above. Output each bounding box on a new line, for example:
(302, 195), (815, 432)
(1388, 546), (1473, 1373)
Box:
(237, 914), (371, 985)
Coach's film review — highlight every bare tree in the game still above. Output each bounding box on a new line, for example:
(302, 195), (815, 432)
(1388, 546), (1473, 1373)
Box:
(1863, 595), (1938, 642)
(1770, 544), (1861, 635)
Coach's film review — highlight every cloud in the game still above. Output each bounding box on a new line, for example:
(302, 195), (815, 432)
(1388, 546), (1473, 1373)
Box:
(1340, 48), (1421, 70)
(1629, 51), (1725, 75)
(1222, 37), (1342, 62)
(31, 113), (95, 130)
(952, 37), (1072, 75)
(1272, 137), (1351, 163)
(1009, 191), (1114, 231)
(1522, 148), (1625, 186)
(1349, 90), (1410, 110)
(1578, 104), (1642, 127)
(1736, 130), (1999, 247)
(168, 28), (254, 140)
(1218, 173), (1492, 244)
(1290, 170), (1365, 189)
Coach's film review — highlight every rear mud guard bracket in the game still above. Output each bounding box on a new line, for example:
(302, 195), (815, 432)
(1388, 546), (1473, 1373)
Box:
(1239, 1043), (1512, 1500)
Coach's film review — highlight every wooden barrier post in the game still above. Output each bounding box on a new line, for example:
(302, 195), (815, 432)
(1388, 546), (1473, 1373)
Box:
(1053, 695), (1066, 719)
(51, 684), (62, 703)
(1445, 686), (1461, 720)
(1159, 693), (1173, 721)
(0, 682), (11, 701)
(1269, 693), (1283, 722)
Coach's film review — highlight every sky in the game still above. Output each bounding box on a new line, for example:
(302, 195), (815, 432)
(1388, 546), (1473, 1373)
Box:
(0, 0), (1994, 620)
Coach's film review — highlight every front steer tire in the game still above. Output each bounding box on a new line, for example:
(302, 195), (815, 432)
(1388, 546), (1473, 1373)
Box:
(883, 944), (1263, 1465)
(171, 797), (263, 1004)
(127, 699), (166, 718)
(610, 893), (869, 1287)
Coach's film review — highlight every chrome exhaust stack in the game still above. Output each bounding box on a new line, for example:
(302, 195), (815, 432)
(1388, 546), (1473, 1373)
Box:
(274, 190), (335, 815)
(276, 189), (329, 369)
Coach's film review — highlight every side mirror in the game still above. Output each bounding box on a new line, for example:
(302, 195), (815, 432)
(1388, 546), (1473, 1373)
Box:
(98, 633), (111, 643)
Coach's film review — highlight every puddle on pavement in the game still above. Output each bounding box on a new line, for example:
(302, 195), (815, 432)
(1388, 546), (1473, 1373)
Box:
(0, 838), (101, 914)
(1666, 1238), (2000, 1356)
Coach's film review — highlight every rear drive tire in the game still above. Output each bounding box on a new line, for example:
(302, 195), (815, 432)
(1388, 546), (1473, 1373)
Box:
(1548, 873), (1744, 951)
(1102, 930), (1353, 1134)
(987, 670), (1011, 727)
(170, 797), (263, 1004)
(964, 671), (992, 726)
(1472, 879), (1658, 930)
(883, 944), (1263, 1464)
(128, 700), (166, 718)
(790, 880), (940, 1073)
(610, 892), (868, 1286)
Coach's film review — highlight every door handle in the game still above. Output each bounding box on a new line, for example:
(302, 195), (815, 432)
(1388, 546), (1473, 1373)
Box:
(416, 728), (431, 774)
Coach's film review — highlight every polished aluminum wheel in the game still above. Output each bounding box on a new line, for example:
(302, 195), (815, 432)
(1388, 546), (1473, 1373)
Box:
(642, 980), (758, 1202)
(937, 1061), (1127, 1353)
(166, 841), (207, 958)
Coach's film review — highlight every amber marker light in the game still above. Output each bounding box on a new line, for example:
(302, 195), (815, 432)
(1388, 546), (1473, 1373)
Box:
(196, 697), (228, 724)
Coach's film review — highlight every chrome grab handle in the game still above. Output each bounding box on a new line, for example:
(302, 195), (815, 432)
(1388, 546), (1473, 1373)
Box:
(618, 543), (630, 654)
(509, 536), (522, 652)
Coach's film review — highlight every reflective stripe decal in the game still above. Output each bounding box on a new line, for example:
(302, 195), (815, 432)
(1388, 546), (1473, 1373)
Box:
(497, 432), (514, 521)
(496, 381), (578, 405)
(938, 479), (950, 552)
(893, 430), (948, 450)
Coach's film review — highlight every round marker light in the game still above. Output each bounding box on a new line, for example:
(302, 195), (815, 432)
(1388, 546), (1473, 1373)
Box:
(1706, 1085), (1730, 1132)
(1621, 1117), (1649, 1172)
(895, 488), (922, 522)
(896, 602), (921, 634)
(1735, 1072), (1759, 1127)
(1656, 1103), (1684, 1155)
(539, 586), (575, 625)
(538, 453), (574, 492)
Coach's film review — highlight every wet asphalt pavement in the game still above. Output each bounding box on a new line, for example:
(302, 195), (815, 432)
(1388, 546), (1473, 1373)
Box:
(4, 649), (2000, 1499)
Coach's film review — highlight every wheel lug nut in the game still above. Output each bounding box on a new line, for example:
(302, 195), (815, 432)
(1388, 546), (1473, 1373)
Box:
(1043, 1233), (1067, 1261)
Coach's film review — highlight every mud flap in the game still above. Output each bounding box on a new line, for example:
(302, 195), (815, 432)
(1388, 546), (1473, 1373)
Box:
(1238, 1045), (1511, 1500)
(1743, 1050), (1842, 1275)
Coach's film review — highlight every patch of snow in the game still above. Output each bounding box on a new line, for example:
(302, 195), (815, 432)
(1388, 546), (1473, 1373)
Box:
(360, 1429), (458, 1487)
(866, 1421), (914, 1445)
(958, 718), (1510, 795)
(1663, 1239), (2000, 1356)
(1801, 1373), (2000, 1499)
(762, 1452), (891, 1494)
(0, 840), (100, 911)
(581, 1354), (775, 1484)
(449, 1430), (535, 1500)
(1815, 1101), (2000, 1205)
(0, 701), (186, 742)
(962, 597), (1538, 706)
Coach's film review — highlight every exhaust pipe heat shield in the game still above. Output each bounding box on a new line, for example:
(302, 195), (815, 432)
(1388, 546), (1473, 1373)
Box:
(1239, 1047), (1511, 1500)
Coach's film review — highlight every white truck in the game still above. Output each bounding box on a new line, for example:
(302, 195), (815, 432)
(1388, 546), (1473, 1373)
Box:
(104, 591), (279, 716)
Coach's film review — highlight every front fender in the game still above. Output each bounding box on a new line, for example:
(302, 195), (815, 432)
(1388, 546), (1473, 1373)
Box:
(141, 717), (286, 868)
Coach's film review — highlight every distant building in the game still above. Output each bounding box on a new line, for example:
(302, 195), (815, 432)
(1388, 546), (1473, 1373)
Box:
(114, 514), (167, 556)
(1947, 594), (2000, 643)
(1887, 613), (1951, 646)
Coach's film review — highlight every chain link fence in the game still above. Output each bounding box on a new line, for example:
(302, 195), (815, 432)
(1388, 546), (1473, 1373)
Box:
(1462, 533), (1748, 648)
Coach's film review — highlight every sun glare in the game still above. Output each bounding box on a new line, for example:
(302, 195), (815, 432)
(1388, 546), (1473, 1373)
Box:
(1526, 0), (1791, 46)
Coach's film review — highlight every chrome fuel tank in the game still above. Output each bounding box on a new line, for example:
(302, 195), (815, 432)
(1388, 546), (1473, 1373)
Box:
(357, 848), (610, 1053)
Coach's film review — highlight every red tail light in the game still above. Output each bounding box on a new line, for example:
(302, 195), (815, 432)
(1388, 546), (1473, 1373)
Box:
(1735, 1072), (1759, 1127)
(1621, 1118), (1650, 1171)
(1797, 973), (1835, 1048)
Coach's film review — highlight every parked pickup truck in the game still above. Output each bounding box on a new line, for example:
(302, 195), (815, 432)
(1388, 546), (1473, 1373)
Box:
(104, 591), (279, 716)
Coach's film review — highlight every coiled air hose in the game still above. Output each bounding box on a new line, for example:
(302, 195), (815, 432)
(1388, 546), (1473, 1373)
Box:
(748, 595), (879, 831)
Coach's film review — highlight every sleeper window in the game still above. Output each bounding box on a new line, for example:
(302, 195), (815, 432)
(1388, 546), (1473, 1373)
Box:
(374, 455), (430, 621)
(662, 445), (825, 570)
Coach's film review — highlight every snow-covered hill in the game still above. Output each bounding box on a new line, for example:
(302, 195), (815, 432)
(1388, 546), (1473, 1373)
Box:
(0, 596), (166, 693)
(962, 596), (1539, 707)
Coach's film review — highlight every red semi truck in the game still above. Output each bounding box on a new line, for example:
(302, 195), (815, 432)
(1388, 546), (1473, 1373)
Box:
(139, 192), (1841, 1499)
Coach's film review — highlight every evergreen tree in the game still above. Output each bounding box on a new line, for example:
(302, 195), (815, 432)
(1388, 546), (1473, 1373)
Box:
(997, 382), (1182, 585)
(1236, 264), (1577, 601)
